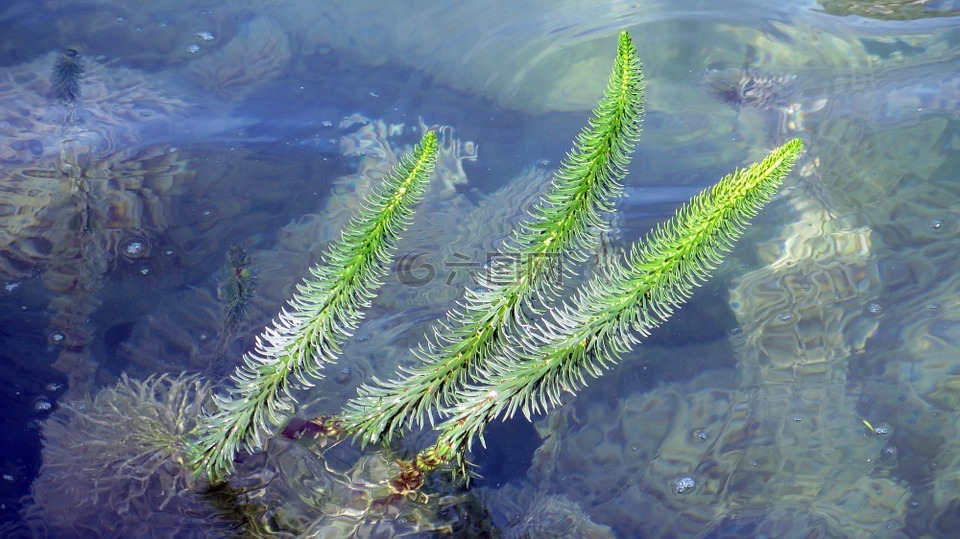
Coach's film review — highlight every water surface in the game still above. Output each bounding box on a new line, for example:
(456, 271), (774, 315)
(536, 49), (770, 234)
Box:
(1, 1), (959, 537)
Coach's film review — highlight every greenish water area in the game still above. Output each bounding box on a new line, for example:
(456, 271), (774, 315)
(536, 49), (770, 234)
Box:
(1, 0), (959, 537)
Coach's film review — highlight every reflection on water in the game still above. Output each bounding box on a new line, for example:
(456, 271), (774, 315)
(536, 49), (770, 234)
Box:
(1, 0), (959, 536)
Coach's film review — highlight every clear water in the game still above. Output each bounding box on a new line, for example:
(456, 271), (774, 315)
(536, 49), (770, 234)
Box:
(1, 0), (959, 536)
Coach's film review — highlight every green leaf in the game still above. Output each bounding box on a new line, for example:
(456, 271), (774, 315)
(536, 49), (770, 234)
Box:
(340, 31), (645, 447)
(186, 131), (439, 482)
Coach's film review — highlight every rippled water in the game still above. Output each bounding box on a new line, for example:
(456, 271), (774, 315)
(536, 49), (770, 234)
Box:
(1, 0), (959, 537)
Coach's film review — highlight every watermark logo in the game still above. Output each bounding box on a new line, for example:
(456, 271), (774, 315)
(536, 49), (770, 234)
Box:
(395, 251), (564, 287)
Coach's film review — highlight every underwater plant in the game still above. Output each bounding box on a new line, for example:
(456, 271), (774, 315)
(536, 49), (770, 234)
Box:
(25, 374), (241, 537)
(217, 243), (259, 333)
(52, 48), (83, 105)
(208, 243), (260, 374)
(188, 31), (802, 486)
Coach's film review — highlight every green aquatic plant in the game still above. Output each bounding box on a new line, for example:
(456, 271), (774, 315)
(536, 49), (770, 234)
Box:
(416, 137), (802, 474)
(340, 30), (644, 446)
(187, 30), (803, 487)
(188, 132), (439, 481)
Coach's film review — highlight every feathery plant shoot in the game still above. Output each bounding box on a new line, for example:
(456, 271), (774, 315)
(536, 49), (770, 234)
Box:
(188, 132), (439, 482)
(419, 138), (804, 473)
(340, 31), (645, 446)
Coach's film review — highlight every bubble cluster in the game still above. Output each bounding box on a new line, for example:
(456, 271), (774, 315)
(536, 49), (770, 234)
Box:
(673, 476), (696, 495)
(34, 398), (52, 413)
(122, 239), (147, 258)
(335, 366), (352, 384)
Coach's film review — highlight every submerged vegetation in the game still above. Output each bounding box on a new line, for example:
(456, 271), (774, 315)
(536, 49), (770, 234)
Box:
(186, 30), (802, 488)
(26, 374), (241, 537)
(52, 48), (83, 104)
(216, 243), (259, 333)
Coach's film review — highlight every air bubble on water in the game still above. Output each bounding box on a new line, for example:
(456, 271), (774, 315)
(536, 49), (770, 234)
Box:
(34, 398), (52, 413)
(45, 382), (63, 392)
(882, 445), (898, 457)
(335, 366), (352, 384)
(929, 218), (943, 230)
(694, 430), (709, 441)
(49, 332), (65, 344)
(778, 312), (794, 322)
(673, 476), (696, 495)
(140, 267), (150, 276)
(872, 423), (891, 436)
(866, 303), (882, 315)
(792, 416), (803, 422)
(187, 44), (201, 54)
(196, 31), (216, 41)
(122, 239), (147, 258)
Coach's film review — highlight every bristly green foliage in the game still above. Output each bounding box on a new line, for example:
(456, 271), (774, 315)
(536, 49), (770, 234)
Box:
(340, 31), (645, 446)
(187, 132), (439, 482)
(423, 138), (804, 473)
